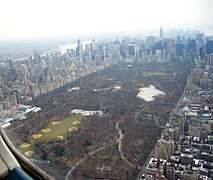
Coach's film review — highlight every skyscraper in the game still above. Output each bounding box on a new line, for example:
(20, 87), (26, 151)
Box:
(199, 46), (205, 60)
(207, 54), (213, 66)
(128, 44), (136, 56)
(196, 33), (203, 44)
(186, 38), (197, 60)
(165, 38), (176, 58)
(146, 36), (155, 49)
(34, 52), (41, 64)
(77, 39), (81, 57)
(160, 26), (163, 39)
(176, 43), (184, 57)
(206, 38), (213, 55)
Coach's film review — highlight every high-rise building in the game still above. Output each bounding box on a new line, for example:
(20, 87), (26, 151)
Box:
(90, 39), (97, 51)
(176, 36), (182, 43)
(160, 26), (163, 39)
(164, 38), (176, 58)
(207, 54), (213, 66)
(119, 44), (126, 58)
(146, 36), (155, 49)
(176, 43), (184, 57)
(199, 46), (205, 60)
(155, 138), (175, 160)
(155, 41), (164, 51)
(77, 39), (81, 57)
(34, 52), (41, 64)
(101, 44), (106, 60)
(128, 44), (136, 56)
(186, 38), (198, 58)
(187, 39), (196, 53)
(206, 38), (213, 55)
(196, 33), (203, 44)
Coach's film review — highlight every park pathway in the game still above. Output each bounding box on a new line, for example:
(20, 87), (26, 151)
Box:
(65, 120), (140, 179)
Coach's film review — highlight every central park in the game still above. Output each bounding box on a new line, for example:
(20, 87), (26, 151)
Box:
(6, 62), (192, 179)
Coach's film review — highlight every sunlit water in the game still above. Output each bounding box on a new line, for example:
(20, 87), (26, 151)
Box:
(137, 85), (165, 102)
(59, 40), (92, 54)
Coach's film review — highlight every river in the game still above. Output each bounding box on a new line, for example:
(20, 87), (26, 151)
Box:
(59, 40), (92, 54)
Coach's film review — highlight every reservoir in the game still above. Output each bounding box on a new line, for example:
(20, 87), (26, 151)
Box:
(137, 85), (165, 102)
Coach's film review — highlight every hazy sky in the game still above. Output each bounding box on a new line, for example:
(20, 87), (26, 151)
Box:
(0, 0), (213, 41)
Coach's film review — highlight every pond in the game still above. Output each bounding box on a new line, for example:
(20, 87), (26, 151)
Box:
(137, 85), (165, 102)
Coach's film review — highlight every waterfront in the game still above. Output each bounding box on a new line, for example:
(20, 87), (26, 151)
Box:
(59, 40), (92, 54)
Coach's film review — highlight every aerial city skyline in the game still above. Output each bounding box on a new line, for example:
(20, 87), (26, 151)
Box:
(0, 26), (213, 105)
(0, 26), (213, 179)
(0, 0), (213, 179)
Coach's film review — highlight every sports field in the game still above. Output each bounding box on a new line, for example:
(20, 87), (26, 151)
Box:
(31, 115), (83, 142)
(143, 71), (166, 77)
(19, 115), (83, 157)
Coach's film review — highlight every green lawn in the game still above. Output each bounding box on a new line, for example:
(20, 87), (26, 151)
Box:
(32, 116), (83, 142)
(143, 71), (166, 77)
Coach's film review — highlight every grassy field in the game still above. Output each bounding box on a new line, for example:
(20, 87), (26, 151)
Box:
(143, 71), (166, 77)
(19, 115), (84, 157)
(31, 115), (83, 142)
